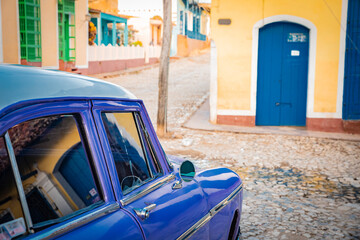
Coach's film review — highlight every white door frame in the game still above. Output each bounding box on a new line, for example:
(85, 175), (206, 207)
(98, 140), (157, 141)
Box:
(251, 15), (317, 119)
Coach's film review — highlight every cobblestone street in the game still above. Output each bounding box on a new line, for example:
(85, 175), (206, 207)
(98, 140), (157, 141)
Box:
(99, 51), (360, 239)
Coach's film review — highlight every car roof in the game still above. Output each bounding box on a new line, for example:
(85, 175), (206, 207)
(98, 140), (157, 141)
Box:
(0, 64), (136, 113)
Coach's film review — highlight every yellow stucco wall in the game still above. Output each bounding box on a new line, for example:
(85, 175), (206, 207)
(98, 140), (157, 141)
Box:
(1, 0), (20, 64)
(75, 0), (88, 67)
(212, 0), (342, 113)
(40, 0), (58, 68)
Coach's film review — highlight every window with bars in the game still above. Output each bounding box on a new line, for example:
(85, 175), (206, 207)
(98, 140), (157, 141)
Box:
(18, 0), (41, 62)
(58, 0), (76, 62)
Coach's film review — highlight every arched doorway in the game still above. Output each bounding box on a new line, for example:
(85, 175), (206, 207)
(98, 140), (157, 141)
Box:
(256, 22), (309, 126)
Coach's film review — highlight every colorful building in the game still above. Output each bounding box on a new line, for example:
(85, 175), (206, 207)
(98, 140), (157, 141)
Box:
(118, 6), (165, 49)
(117, 0), (210, 57)
(210, 0), (360, 133)
(175, 0), (210, 57)
(89, 8), (130, 47)
(88, 0), (133, 47)
(87, 0), (162, 75)
(0, 0), (88, 72)
(0, 0), (158, 75)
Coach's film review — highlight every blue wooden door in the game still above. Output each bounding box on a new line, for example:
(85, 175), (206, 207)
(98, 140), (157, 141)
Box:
(343, 0), (360, 120)
(256, 22), (309, 126)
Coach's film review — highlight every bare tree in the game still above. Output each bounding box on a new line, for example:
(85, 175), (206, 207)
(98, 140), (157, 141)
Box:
(157, 0), (172, 137)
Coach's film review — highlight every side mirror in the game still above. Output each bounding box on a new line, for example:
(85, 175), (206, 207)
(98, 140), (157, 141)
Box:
(180, 160), (196, 182)
(173, 160), (195, 190)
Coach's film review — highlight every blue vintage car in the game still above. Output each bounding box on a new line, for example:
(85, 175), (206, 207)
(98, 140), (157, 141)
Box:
(0, 65), (243, 240)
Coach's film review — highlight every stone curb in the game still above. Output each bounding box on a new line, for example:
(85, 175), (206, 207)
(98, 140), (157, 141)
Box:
(183, 99), (360, 142)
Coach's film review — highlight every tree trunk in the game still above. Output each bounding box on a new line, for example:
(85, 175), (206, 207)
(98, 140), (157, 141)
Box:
(157, 0), (172, 137)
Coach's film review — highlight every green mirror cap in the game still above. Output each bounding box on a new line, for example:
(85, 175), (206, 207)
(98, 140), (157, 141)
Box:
(180, 160), (195, 182)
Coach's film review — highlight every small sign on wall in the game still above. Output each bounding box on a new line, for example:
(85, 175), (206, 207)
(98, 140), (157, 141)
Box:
(218, 19), (231, 25)
(291, 50), (300, 56)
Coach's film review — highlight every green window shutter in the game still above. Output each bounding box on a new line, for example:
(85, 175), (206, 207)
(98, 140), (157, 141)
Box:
(58, 0), (76, 62)
(18, 0), (41, 62)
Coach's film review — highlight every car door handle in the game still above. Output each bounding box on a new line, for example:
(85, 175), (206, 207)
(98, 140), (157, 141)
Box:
(133, 203), (157, 220)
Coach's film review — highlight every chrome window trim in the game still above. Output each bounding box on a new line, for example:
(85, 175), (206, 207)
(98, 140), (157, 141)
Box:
(132, 112), (159, 178)
(33, 203), (120, 240)
(134, 112), (163, 176)
(177, 183), (243, 240)
(133, 112), (155, 178)
(4, 132), (34, 233)
(120, 174), (175, 206)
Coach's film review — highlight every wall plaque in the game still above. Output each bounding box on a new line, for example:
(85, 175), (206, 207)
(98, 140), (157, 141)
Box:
(218, 19), (231, 25)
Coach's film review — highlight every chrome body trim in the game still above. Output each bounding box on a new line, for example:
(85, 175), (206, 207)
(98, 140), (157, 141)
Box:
(5, 132), (34, 233)
(177, 183), (243, 240)
(172, 180), (183, 190)
(133, 203), (157, 220)
(120, 174), (175, 206)
(33, 203), (120, 240)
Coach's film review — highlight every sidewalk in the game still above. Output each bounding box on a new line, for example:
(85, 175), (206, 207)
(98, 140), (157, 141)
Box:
(184, 98), (360, 142)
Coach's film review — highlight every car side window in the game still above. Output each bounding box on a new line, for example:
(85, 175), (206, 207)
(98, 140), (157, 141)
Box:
(2, 114), (103, 235)
(101, 112), (162, 195)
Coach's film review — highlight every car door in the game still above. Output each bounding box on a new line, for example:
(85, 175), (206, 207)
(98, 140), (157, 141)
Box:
(92, 100), (209, 240)
(0, 100), (143, 239)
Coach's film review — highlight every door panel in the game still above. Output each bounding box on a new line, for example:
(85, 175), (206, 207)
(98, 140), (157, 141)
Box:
(91, 100), (208, 239)
(256, 22), (309, 126)
(256, 23), (283, 125)
(123, 178), (208, 240)
(55, 210), (144, 240)
(343, 0), (360, 120)
(281, 23), (309, 126)
(0, 100), (144, 239)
